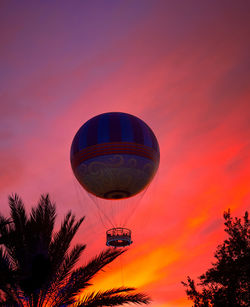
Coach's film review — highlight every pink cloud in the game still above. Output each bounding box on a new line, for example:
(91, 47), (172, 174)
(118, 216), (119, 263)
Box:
(0, 1), (249, 305)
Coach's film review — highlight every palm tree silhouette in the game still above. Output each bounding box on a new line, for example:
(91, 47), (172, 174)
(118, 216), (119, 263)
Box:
(0, 194), (150, 306)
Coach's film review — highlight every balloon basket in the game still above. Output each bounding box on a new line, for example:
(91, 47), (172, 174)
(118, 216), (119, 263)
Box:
(106, 227), (132, 247)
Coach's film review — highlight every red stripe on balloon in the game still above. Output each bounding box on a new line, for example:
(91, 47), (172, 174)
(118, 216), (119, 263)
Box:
(71, 142), (159, 169)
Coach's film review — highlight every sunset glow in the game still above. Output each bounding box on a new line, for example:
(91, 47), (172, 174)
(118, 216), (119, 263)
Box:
(0, 1), (249, 306)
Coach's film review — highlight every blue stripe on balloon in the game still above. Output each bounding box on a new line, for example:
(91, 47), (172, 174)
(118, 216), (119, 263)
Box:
(70, 112), (159, 155)
(86, 115), (99, 146)
(141, 121), (153, 148)
(131, 116), (144, 145)
(109, 113), (122, 142)
(70, 131), (79, 156)
(98, 113), (110, 143)
(77, 124), (88, 151)
(120, 113), (134, 142)
(151, 129), (159, 152)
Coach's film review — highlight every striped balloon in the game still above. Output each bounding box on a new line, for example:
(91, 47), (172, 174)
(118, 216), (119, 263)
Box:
(71, 112), (160, 199)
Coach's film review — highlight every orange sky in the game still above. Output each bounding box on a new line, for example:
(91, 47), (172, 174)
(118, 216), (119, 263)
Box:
(0, 1), (250, 306)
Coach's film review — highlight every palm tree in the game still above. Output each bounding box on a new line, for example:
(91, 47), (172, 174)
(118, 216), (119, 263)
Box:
(0, 194), (150, 306)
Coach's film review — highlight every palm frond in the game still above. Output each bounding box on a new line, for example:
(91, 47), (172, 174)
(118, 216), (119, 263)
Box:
(0, 215), (12, 245)
(0, 247), (25, 307)
(0, 247), (15, 288)
(0, 194), (151, 307)
(75, 288), (151, 306)
(6, 194), (28, 266)
(54, 249), (125, 305)
(55, 244), (86, 284)
(39, 213), (85, 306)
(71, 248), (125, 284)
(8, 194), (27, 231)
(49, 212), (84, 274)
(78, 287), (135, 301)
(29, 194), (56, 248)
(0, 215), (12, 230)
(41, 244), (86, 306)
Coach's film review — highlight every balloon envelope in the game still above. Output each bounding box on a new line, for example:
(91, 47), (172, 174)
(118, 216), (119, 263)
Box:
(70, 112), (160, 199)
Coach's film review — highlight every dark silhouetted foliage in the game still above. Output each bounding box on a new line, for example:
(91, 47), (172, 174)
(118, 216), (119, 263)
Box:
(0, 194), (151, 306)
(182, 209), (250, 306)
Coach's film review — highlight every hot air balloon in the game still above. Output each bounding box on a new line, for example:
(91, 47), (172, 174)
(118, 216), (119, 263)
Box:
(70, 112), (160, 247)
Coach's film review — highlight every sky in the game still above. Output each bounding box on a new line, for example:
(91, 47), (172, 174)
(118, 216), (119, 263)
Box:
(0, 1), (250, 306)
